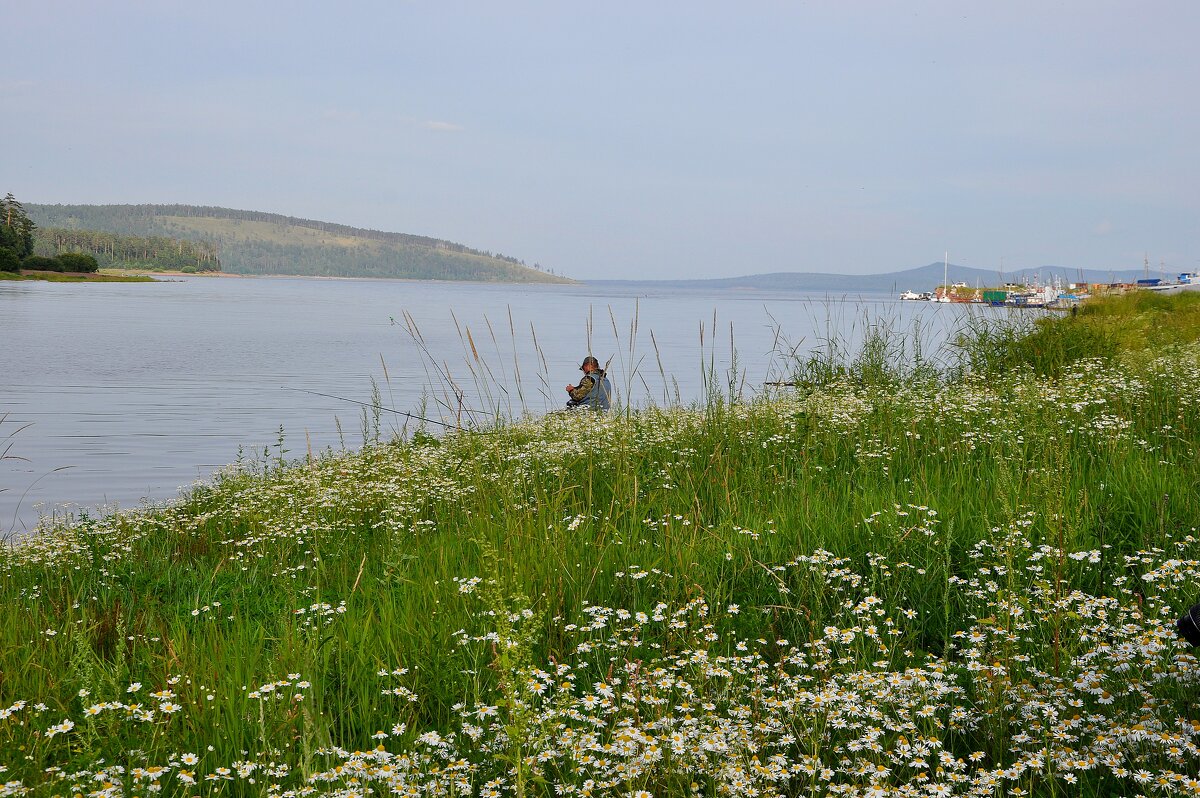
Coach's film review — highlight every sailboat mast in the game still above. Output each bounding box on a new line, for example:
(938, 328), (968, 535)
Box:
(944, 252), (948, 301)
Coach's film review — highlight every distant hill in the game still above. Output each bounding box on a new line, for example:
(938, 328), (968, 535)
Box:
(592, 262), (1153, 293)
(25, 204), (572, 283)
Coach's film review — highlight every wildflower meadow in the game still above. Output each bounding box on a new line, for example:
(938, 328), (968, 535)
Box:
(3, 292), (1200, 797)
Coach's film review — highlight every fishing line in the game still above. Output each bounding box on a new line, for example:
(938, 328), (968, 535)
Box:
(282, 386), (478, 431)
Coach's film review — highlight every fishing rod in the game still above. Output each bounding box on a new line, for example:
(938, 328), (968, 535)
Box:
(282, 386), (477, 431)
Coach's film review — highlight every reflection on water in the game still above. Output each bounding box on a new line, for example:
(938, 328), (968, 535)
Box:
(0, 276), (999, 534)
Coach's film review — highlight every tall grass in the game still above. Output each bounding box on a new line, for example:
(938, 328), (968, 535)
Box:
(2, 294), (1200, 796)
(952, 290), (1200, 378)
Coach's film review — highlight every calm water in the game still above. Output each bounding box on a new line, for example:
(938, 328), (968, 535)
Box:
(0, 276), (997, 535)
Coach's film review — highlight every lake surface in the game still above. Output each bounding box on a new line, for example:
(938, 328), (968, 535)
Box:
(0, 276), (1001, 535)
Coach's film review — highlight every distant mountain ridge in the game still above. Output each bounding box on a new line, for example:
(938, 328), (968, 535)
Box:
(592, 262), (1153, 293)
(25, 204), (571, 283)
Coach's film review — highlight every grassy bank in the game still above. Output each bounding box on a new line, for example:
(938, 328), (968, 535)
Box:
(3, 296), (1200, 797)
(0, 270), (155, 283)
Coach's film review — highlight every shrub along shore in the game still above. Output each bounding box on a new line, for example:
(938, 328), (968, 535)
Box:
(3, 293), (1200, 797)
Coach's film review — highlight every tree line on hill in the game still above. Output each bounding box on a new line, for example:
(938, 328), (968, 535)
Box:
(26, 203), (568, 282)
(33, 228), (220, 273)
(1, 193), (98, 273)
(219, 238), (557, 281)
(3, 193), (233, 274)
(29, 203), (521, 259)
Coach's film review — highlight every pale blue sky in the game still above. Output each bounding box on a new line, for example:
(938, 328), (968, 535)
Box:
(4, 1), (1197, 280)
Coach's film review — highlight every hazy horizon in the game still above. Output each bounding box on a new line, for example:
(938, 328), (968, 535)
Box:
(5, 2), (1197, 281)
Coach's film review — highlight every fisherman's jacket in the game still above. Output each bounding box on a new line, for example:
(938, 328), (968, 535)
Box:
(568, 370), (611, 410)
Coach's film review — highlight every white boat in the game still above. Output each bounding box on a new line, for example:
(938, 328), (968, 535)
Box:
(899, 290), (924, 300)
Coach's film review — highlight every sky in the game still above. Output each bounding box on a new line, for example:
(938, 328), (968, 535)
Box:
(3, 1), (1197, 281)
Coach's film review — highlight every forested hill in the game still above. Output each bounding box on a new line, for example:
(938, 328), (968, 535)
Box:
(25, 204), (572, 283)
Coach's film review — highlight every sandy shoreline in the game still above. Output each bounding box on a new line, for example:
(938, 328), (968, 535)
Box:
(112, 269), (245, 279)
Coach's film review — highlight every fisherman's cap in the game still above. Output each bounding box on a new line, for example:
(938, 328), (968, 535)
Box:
(580, 355), (600, 370)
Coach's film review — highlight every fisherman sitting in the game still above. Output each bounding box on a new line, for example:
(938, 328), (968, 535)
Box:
(565, 355), (611, 410)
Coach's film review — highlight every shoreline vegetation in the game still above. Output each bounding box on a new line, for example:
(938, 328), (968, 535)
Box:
(0, 269), (155, 283)
(4, 292), (1200, 796)
(32, 228), (221, 275)
(3, 193), (151, 282)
